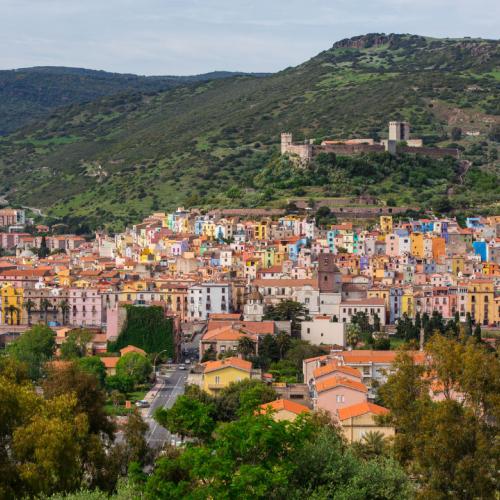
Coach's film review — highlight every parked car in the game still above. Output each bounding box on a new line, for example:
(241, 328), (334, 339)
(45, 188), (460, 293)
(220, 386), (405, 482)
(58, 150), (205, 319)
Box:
(178, 364), (186, 370)
(135, 400), (150, 408)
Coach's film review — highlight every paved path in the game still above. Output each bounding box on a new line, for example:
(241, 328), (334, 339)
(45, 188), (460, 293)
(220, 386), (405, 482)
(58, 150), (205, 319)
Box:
(144, 367), (189, 448)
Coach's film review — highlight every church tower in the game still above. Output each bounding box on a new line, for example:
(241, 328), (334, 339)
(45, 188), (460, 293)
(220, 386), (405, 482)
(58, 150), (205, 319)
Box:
(318, 254), (342, 293)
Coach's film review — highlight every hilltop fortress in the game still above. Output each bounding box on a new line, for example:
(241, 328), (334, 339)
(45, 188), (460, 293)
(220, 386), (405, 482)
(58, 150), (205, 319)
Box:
(281, 121), (459, 163)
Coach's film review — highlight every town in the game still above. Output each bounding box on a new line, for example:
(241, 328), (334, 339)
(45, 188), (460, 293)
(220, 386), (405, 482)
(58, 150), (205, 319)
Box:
(1, 204), (498, 441)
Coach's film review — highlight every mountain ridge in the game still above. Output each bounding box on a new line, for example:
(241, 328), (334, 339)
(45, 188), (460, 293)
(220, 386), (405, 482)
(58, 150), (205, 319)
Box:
(0, 33), (498, 231)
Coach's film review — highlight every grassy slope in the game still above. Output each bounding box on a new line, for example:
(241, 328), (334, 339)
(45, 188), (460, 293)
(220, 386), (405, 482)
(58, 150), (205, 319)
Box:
(0, 66), (266, 134)
(0, 34), (499, 230)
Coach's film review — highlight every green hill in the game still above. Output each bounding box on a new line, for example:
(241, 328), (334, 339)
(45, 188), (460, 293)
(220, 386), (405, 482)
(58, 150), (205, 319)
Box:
(0, 66), (267, 134)
(1, 33), (499, 231)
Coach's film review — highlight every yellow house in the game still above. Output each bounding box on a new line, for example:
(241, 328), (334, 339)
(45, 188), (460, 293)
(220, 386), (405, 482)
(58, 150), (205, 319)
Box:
(401, 289), (415, 317)
(368, 288), (390, 309)
(451, 256), (465, 276)
(380, 216), (393, 234)
(202, 357), (253, 394)
(467, 279), (495, 326)
(0, 283), (24, 325)
(337, 402), (395, 443)
(202, 222), (216, 240)
(410, 233), (424, 258)
(254, 221), (268, 241)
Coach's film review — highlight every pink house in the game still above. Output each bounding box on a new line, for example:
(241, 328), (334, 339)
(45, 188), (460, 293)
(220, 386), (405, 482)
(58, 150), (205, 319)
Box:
(69, 287), (102, 328)
(315, 376), (368, 415)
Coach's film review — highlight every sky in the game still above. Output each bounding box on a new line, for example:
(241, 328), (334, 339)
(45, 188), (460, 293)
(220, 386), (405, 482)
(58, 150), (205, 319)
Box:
(1, 0), (499, 75)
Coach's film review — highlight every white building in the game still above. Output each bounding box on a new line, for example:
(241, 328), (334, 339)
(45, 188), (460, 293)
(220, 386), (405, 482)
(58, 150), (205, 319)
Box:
(188, 283), (231, 320)
(301, 315), (345, 346)
(338, 299), (386, 324)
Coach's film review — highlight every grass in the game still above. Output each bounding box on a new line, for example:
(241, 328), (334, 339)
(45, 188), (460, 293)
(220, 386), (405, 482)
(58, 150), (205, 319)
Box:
(104, 388), (149, 417)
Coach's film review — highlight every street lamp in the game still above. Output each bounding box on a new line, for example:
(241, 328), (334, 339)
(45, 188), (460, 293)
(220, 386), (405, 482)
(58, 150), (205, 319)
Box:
(153, 349), (171, 380)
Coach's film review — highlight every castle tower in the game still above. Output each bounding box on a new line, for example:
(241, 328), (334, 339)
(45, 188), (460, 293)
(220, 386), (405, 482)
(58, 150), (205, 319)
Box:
(318, 254), (342, 293)
(281, 132), (293, 155)
(388, 121), (410, 142)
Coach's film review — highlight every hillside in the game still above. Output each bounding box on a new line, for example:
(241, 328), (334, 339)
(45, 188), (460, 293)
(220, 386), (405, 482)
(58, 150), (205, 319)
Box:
(0, 66), (267, 134)
(1, 33), (499, 231)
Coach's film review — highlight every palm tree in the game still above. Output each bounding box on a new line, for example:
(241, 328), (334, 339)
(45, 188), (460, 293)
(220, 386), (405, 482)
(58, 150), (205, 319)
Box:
(7, 305), (19, 325)
(59, 299), (70, 325)
(275, 331), (291, 360)
(346, 323), (361, 349)
(23, 299), (36, 325)
(237, 335), (256, 360)
(356, 431), (388, 459)
(40, 298), (51, 324)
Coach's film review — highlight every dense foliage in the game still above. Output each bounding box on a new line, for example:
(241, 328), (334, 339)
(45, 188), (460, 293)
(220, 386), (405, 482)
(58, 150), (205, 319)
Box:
(108, 305), (174, 356)
(379, 334), (500, 499)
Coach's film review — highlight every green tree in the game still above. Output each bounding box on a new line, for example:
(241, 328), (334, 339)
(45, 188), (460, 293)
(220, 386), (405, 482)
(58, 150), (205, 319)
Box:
(38, 236), (50, 258)
(473, 323), (482, 342)
(8, 324), (55, 380)
(106, 375), (134, 395)
(346, 323), (361, 349)
(154, 395), (215, 442)
(77, 356), (106, 387)
(116, 352), (152, 386)
(60, 329), (93, 360)
(237, 336), (256, 360)
(263, 300), (309, 336)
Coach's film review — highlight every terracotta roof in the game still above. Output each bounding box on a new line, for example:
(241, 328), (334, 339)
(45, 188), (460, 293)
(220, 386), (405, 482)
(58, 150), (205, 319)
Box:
(315, 376), (368, 394)
(337, 402), (389, 420)
(259, 398), (310, 415)
(203, 357), (252, 373)
(100, 356), (120, 368)
(341, 350), (425, 364)
(313, 363), (362, 380)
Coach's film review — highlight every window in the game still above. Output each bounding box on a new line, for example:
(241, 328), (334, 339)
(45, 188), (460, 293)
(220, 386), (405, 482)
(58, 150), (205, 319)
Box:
(307, 328), (310, 334)
(215, 376), (220, 385)
(336, 395), (344, 403)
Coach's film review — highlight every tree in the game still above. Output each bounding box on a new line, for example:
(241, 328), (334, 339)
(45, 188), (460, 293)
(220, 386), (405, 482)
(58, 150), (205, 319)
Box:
(237, 336), (256, 360)
(122, 411), (150, 466)
(40, 298), (51, 324)
(154, 395), (215, 442)
(352, 431), (389, 460)
(77, 356), (106, 387)
(60, 329), (93, 360)
(23, 299), (36, 325)
(59, 300), (70, 325)
(38, 236), (50, 258)
(263, 300), (309, 336)
(106, 375), (134, 395)
(116, 352), (152, 386)
(43, 363), (115, 438)
(379, 337), (499, 498)
(450, 127), (462, 141)
(146, 412), (412, 499)
(473, 323), (482, 342)
(346, 323), (361, 349)
(275, 331), (291, 360)
(8, 324), (55, 380)
(215, 379), (277, 421)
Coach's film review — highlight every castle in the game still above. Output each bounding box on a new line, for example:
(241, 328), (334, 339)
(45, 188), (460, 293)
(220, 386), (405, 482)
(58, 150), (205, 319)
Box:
(281, 121), (458, 163)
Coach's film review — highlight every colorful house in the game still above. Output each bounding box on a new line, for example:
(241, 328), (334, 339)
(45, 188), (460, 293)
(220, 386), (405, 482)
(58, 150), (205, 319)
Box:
(202, 357), (253, 394)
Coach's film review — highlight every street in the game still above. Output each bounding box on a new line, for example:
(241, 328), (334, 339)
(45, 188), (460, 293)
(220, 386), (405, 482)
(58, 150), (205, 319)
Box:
(144, 367), (189, 448)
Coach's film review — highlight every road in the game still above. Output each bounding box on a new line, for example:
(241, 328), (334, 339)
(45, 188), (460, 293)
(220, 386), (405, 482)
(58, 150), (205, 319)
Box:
(144, 367), (189, 448)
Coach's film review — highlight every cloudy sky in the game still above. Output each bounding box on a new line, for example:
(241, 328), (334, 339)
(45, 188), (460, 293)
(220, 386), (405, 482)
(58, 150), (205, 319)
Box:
(1, 0), (499, 75)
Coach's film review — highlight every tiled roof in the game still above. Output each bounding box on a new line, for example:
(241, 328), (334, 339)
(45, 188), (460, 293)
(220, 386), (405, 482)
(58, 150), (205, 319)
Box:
(315, 376), (368, 394)
(203, 357), (252, 373)
(337, 402), (389, 420)
(259, 398), (310, 415)
(313, 363), (362, 380)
